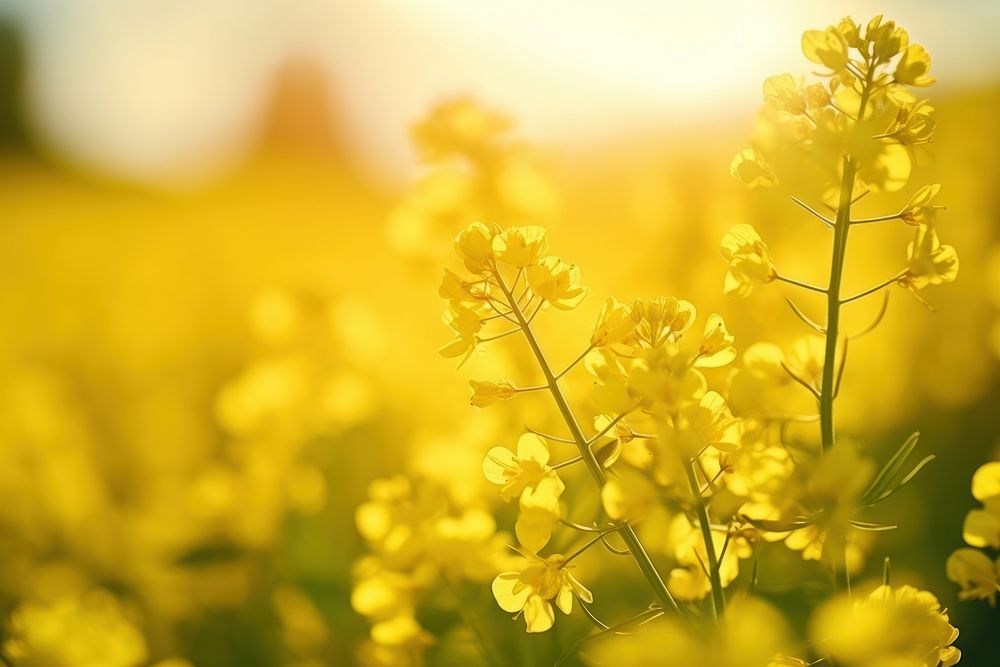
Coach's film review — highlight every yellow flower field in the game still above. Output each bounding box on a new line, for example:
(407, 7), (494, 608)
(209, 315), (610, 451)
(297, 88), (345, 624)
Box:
(0, 3), (999, 666)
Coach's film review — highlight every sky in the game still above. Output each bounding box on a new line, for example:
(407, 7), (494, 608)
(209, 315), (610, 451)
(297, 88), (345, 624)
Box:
(1, 0), (997, 185)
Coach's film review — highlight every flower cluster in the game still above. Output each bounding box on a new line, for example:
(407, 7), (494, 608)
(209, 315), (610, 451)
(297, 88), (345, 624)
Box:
(352, 474), (509, 665)
(386, 99), (558, 266)
(947, 462), (1000, 605)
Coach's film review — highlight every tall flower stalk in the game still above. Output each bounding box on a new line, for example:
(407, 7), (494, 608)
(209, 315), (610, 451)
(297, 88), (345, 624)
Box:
(726, 15), (958, 591)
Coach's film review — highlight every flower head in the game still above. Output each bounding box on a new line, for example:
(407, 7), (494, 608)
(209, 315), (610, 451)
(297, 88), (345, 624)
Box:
(492, 551), (592, 633)
(721, 225), (777, 298)
(492, 225), (548, 268)
(482, 433), (565, 503)
(801, 27), (849, 71)
(900, 184), (943, 226)
(900, 225), (959, 293)
(454, 222), (500, 274)
(811, 584), (961, 667)
(947, 548), (1000, 605)
(730, 148), (777, 187)
(526, 256), (587, 309)
(895, 43), (935, 87)
(590, 297), (634, 347)
(695, 314), (737, 368)
(469, 380), (517, 408)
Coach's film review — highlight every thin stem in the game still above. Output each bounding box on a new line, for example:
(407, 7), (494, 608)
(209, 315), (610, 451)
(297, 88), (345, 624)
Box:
(840, 271), (906, 305)
(524, 426), (576, 444)
(820, 52), (876, 593)
(781, 361), (822, 401)
(492, 262), (684, 619)
(564, 533), (608, 565)
(478, 328), (519, 343)
(776, 274), (828, 294)
(555, 344), (595, 380)
(681, 455), (725, 622)
(552, 455), (583, 470)
(790, 196), (835, 228)
(851, 212), (902, 225)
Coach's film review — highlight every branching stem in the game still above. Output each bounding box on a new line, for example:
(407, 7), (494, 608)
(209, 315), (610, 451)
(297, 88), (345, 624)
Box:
(491, 262), (685, 619)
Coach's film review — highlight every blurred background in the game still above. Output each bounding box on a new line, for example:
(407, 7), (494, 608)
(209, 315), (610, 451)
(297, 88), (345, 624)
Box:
(0, 1), (998, 665)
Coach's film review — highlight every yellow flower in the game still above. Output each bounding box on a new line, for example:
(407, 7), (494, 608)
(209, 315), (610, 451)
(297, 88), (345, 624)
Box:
(900, 183), (943, 226)
(947, 548), (1000, 605)
(836, 17), (863, 48)
(695, 313), (736, 368)
(630, 297), (697, 348)
(590, 297), (634, 347)
(438, 302), (483, 362)
(961, 462), (1000, 548)
(811, 584), (961, 667)
(526, 256), (587, 309)
(763, 73), (806, 115)
(482, 433), (565, 503)
(730, 148), (778, 187)
(601, 467), (658, 522)
(411, 97), (511, 160)
(801, 27), (849, 71)
(454, 221), (499, 274)
(492, 551), (593, 633)
(900, 225), (959, 292)
(884, 100), (936, 146)
(492, 225), (548, 268)
(865, 15), (910, 63)
(439, 269), (485, 303)
(516, 489), (561, 553)
(660, 390), (741, 456)
(803, 83), (831, 110)
(469, 379), (517, 408)
(895, 44), (935, 87)
(4, 590), (149, 667)
(721, 224), (777, 298)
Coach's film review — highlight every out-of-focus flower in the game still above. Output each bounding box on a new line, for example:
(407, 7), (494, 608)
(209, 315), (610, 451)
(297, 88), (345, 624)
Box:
(4, 589), (149, 667)
(411, 97), (512, 160)
(947, 548), (1000, 605)
(801, 27), (849, 71)
(730, 148), (777, 187)
(810, 584), (960, 667)
(721, 225), (777, 298)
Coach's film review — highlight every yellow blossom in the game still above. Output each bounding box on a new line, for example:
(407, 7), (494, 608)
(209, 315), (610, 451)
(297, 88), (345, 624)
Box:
(695, 313), (736, 368)
(411, 97), (511, 160)
(811, 584), (961, 667)
(526, 256), (587, 309)
(900, 183), (943, 226)
(900, 225), (959, 292)
(947, 548), (1000, 605)
(482, 433), (565, 503)
(468, 379), (517, 408)
(438, 302), (483, 362)
(601, 467), (658, 522)
(590, 297), (634, 347)
(721, 224), (777, 298)
(630, 296), (697, 348)
(492, 551), (592, 633)
(516, 489), (561, 553)
(763, 74), (806, 115)
(454, 221), (500, 274)
(866, 15), (909, 63)
(730, 148), (778, 187)
(895, 44), (935, 87)
(492, 225), (548, 268)
(801, 27), (849, 71)
(3, 590), (149, 667)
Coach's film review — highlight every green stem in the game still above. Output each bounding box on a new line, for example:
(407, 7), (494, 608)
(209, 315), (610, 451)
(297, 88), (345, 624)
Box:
(819, 57), (875, 593)
(493, 263), (684, 619)
(681, 455), (725, 622)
